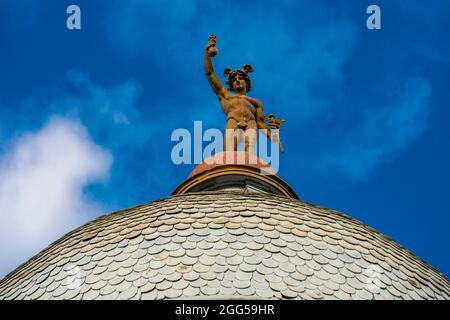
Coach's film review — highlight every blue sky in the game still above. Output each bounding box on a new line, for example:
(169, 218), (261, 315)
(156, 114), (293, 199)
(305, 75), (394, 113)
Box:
(0, 0), (449, 279)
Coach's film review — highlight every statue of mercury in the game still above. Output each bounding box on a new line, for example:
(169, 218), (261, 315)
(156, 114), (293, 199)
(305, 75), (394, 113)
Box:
(204, 35), (279, 155)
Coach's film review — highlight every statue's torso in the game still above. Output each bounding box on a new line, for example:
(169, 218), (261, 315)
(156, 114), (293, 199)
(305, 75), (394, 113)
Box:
(221, 93), (258, 122)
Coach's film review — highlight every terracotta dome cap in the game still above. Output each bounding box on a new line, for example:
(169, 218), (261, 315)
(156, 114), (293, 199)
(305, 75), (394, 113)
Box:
(189, 151), (275, 178)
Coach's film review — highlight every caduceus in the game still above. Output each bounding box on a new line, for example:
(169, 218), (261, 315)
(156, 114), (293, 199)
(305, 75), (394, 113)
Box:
(262, 114), (286, 153)
(204, 34), (286, 155)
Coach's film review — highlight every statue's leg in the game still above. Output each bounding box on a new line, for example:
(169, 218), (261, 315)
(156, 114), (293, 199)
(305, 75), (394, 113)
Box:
(224, 119), (238, 153)
(244, 121), (257, 156)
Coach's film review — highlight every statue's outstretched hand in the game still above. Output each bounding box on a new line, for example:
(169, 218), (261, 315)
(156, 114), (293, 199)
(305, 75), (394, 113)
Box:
(206, 35), (218, 57)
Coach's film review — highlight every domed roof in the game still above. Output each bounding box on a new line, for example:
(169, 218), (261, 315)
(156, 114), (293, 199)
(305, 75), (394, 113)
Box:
(0, 192), (448, 300)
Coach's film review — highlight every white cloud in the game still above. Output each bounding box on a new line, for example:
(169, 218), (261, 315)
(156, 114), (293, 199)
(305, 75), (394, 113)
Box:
(0, 117), (112, 279)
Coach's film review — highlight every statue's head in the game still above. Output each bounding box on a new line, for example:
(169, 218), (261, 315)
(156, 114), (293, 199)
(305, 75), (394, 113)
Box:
(224, 64), (254, 93)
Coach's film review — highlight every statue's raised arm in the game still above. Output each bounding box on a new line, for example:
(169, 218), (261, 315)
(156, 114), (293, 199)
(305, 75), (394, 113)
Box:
(204, 35), (228, 100)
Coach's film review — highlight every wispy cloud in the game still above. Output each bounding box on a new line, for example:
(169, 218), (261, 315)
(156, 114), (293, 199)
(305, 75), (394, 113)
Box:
(0, 117), (112, 279)
(60, 71), (151, 148)
(55, 72), (179, 204)
(318, 78), (432, 180)
(102, 0), (359, 129)
(75, 2), (435, 184)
